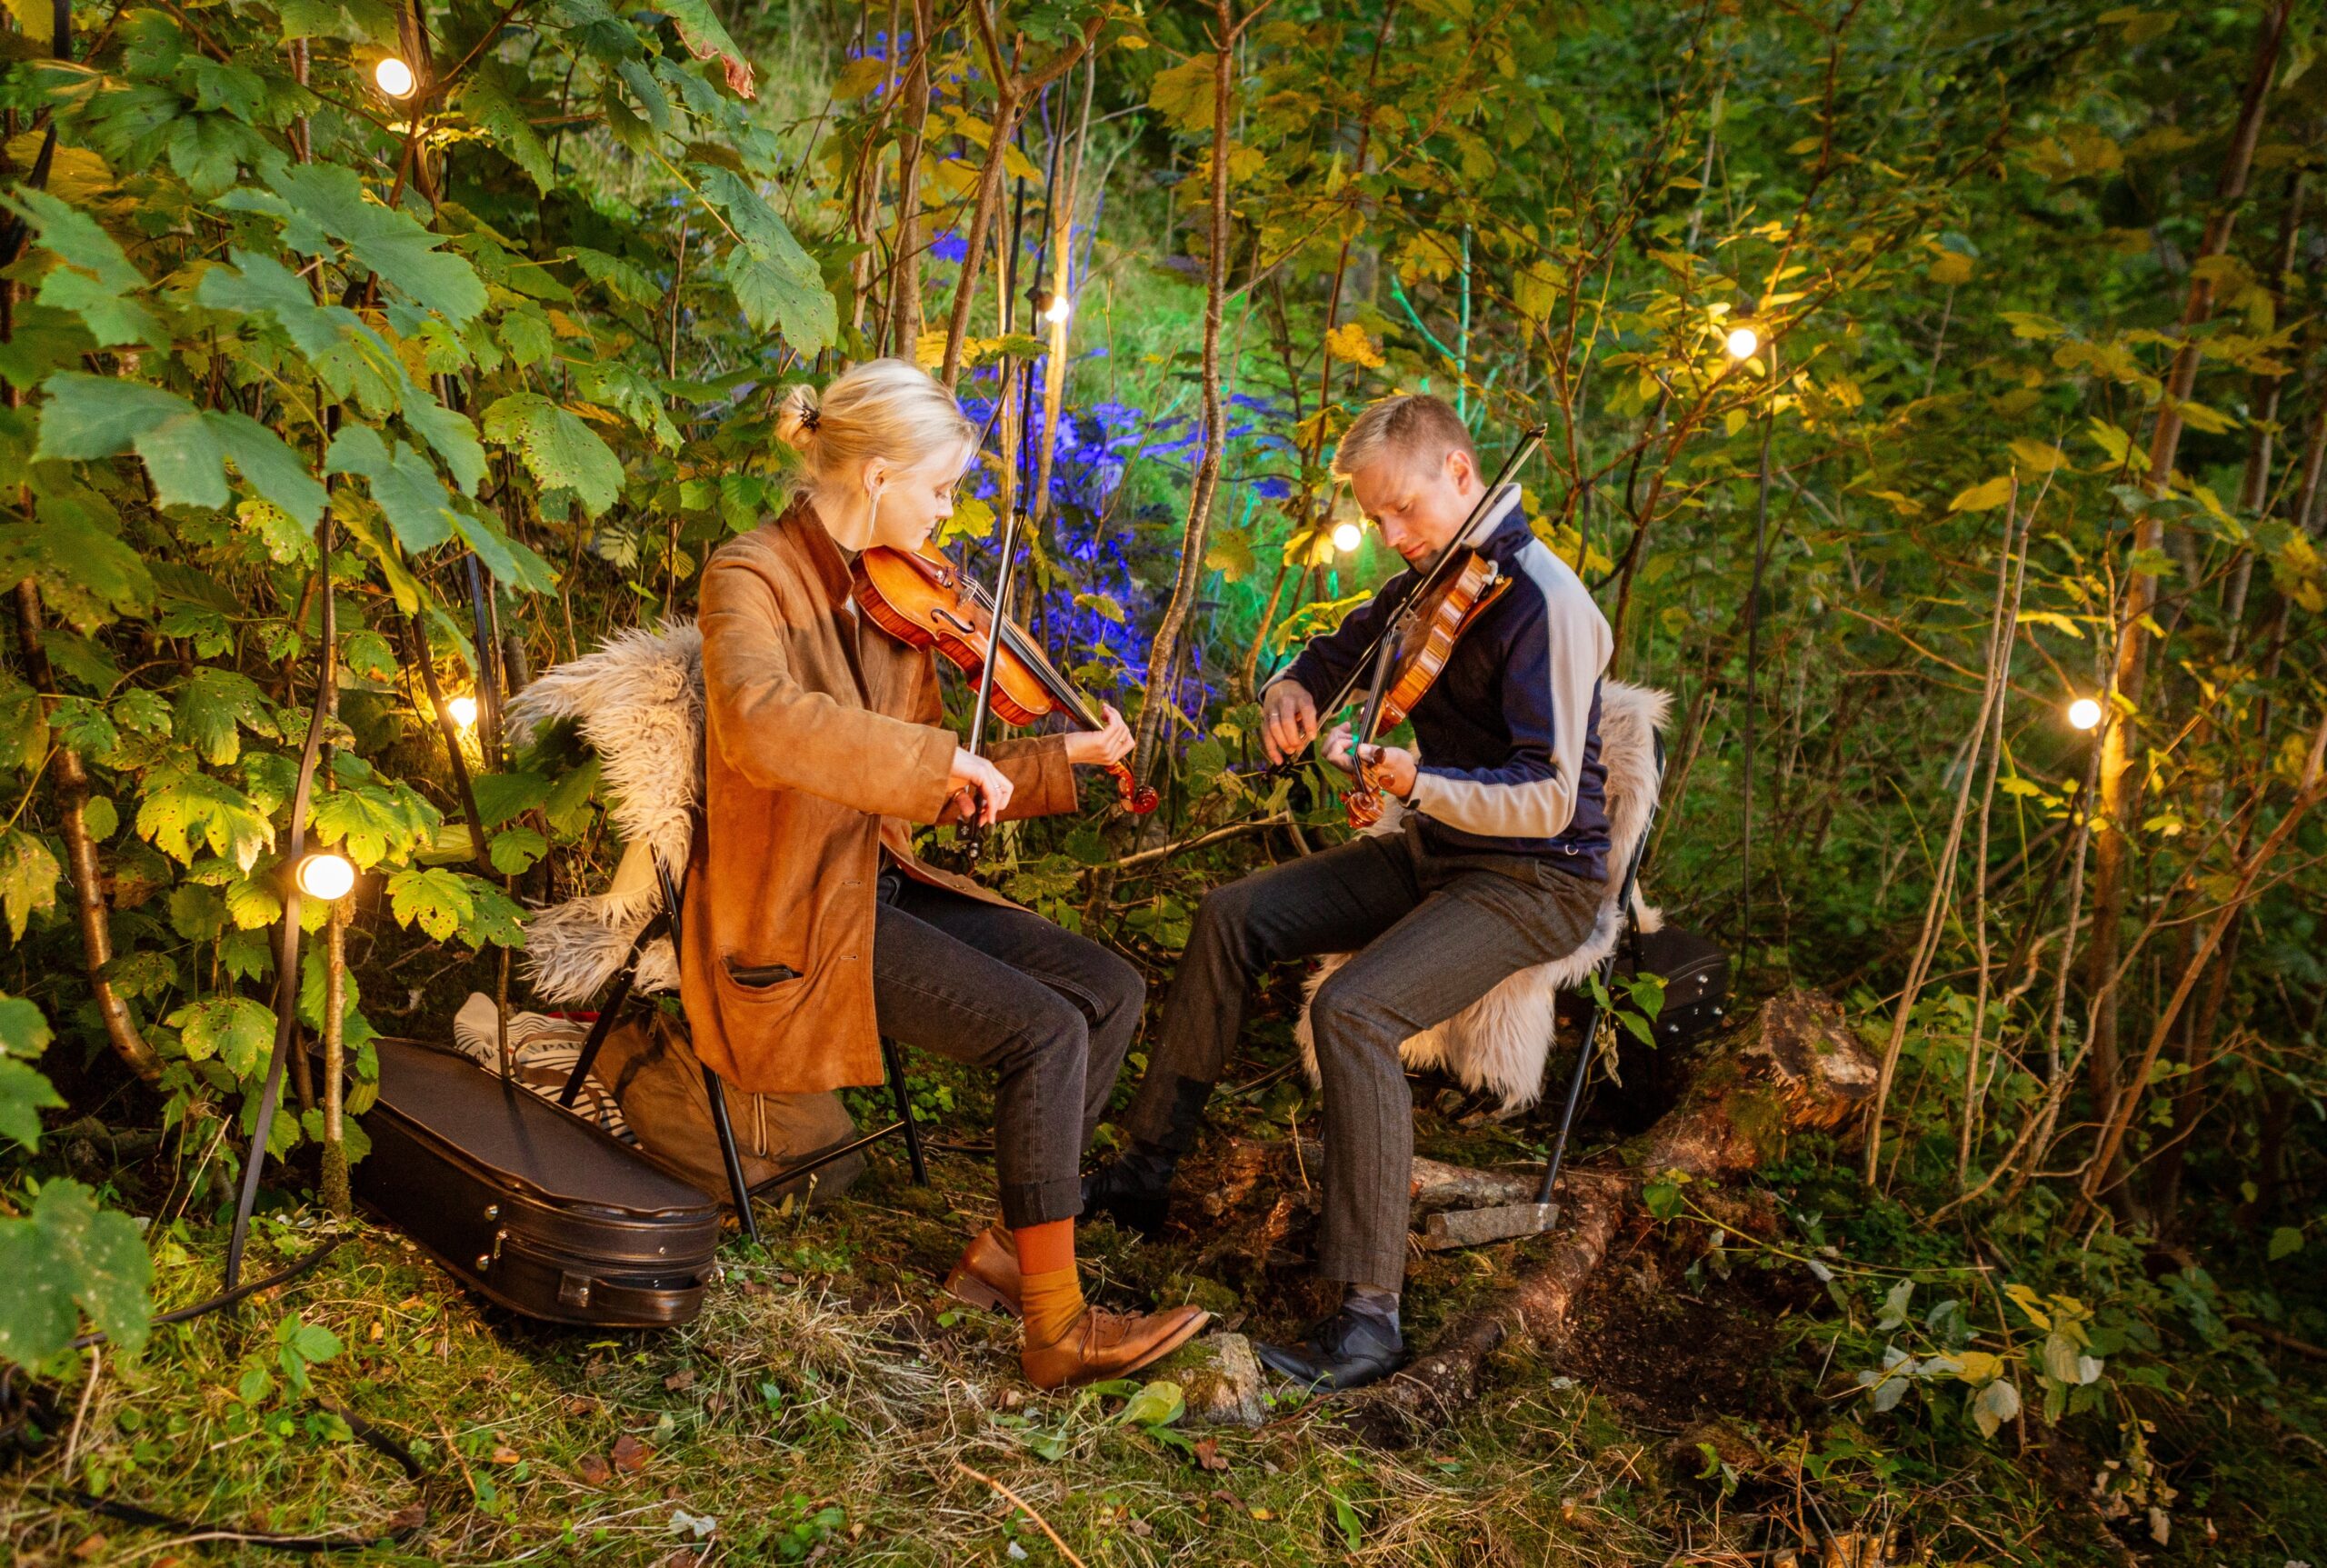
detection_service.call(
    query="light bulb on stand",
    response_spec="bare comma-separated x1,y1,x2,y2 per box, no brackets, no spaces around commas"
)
2067,696,2102,732
446,694,478,731
297,852,356,903
1331,520,1363,554
1725,325,1760,361
374,56,417,100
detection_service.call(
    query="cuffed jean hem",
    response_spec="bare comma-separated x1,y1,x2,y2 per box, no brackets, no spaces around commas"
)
1316,1243,1409,1294
999,1175,1088,1231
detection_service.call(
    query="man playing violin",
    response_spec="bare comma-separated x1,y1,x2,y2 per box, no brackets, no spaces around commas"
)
688,358,1207,1389
1084,394,1613,1391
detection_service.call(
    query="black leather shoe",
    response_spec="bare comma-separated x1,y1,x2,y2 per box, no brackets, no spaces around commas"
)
1253,1308,1406,1393
1079,1157,1172,1239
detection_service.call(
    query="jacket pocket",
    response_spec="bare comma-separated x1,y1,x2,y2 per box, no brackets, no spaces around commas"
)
722,955,803,990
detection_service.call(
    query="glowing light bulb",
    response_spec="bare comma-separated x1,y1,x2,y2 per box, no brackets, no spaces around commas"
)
447,694,479,731
1724,325,1760,361
1044,295,1072,325
297,852,356,902
1331,520,1363,554
375,55,417,99
2067,697,2102,732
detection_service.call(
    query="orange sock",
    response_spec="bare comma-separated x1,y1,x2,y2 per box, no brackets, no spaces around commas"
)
1013,1221,1084,1348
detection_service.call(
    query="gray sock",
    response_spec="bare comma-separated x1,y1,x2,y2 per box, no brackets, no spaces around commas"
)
1343,1284,1401,1338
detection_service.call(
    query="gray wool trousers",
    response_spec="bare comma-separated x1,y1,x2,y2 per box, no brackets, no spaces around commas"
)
1125,817,1605,1291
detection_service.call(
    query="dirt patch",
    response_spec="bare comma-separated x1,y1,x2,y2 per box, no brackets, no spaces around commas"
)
1549,1218,1823,1432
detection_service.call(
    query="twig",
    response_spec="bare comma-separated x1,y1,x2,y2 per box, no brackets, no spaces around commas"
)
954,1460,1088,1567
1103,814,1292,872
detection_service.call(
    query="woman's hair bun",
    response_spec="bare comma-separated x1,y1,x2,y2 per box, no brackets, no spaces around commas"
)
774,384,822,454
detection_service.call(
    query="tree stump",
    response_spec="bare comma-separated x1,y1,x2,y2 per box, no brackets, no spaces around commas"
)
1349,988,1878,1444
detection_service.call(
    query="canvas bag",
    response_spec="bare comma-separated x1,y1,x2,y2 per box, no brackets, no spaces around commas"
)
591,1011,866,1206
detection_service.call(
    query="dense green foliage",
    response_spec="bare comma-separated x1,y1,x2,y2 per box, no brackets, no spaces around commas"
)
2,0,2324,1559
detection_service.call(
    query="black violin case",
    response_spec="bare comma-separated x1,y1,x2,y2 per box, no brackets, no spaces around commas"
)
350,1036,723,1328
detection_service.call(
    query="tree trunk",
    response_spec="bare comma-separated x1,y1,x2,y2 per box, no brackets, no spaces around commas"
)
9,582,164,1085
1132,3,1236,789
2082,0,2290,1206
884,0,934,360
937,6,1100,389
1351,990,1879,1443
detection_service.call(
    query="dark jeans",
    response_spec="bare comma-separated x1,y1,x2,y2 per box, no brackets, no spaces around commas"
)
1124,819,1605,1290
872,866,1144,1228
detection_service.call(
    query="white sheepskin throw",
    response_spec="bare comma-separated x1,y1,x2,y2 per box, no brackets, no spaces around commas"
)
1293,679,1672,1116
504,622,704,1004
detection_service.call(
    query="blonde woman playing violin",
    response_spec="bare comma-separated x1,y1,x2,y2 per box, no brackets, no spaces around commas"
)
684,358,1207,1388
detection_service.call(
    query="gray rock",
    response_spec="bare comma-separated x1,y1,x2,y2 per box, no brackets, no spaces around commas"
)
1154,1332,1267,1427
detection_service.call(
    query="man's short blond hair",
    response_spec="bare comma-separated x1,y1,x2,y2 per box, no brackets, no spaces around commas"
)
1332,394,1478,481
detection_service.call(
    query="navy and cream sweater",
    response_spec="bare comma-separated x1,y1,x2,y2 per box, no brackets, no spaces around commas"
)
1275,484,1615,880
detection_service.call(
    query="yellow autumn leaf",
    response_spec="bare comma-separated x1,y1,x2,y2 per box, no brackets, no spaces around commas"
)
914,330,949,369
2173,397,2237,434
6,0,55,43
2008,437,2064,474
1323,321,1383,369
1147,54,1217,135
1928,250,1974,286
1948,474,2015,513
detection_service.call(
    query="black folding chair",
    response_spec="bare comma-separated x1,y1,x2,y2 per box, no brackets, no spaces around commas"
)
555,853,927,1247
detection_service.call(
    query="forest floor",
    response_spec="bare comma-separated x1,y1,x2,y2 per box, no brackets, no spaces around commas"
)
5,1004,2326,1566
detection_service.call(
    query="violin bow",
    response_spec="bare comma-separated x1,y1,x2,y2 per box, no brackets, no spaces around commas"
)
960,357,1041,870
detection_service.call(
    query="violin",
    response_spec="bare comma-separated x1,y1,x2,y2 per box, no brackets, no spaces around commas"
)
1342,550,1513,829
850,542,1160,816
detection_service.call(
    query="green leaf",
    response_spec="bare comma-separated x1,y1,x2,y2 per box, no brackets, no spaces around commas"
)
471,771,550,828
452,498,561,593
136,771,275,869
1116,1380,1185,1427
0,830,61,942
386,864,474,940
0,189,165,350
654,0,757,98
487,825,547,874
327,424,461,552
695,165,836,355
312,781,433,867
481,393,624,517
0,1178,154,1366
33,373,326,527
456,61,554,192
218,164,487,325
174,668,275,766
0,994,62,1150
166,995,276,1078
0,517,155,633
1969,1378,2020,1439
2268,1226,2303,1262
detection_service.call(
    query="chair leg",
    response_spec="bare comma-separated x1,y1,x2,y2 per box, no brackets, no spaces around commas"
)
701,1064,761,1246
1536,1002,1600,1206
883,1037,929,1187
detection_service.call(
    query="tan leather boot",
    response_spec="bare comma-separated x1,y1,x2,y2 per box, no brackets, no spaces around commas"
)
1021,1304,1212,1391
942,1223,1021,1317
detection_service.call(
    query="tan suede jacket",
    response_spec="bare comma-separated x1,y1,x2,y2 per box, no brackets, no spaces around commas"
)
680,498,1076,1094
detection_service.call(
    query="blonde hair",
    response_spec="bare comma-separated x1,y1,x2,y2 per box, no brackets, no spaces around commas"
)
774,358,978,484
1333,394,1477,481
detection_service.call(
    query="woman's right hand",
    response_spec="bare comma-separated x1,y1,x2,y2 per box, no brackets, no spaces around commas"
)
946,747,1014,827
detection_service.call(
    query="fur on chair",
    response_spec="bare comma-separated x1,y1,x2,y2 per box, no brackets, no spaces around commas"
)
504,622,704,1004
1293,679,1671,1116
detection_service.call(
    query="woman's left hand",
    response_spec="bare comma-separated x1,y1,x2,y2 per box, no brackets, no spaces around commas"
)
1064,704,1134,767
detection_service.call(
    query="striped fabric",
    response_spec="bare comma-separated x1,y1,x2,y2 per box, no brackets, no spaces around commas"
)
450,992,634,1143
